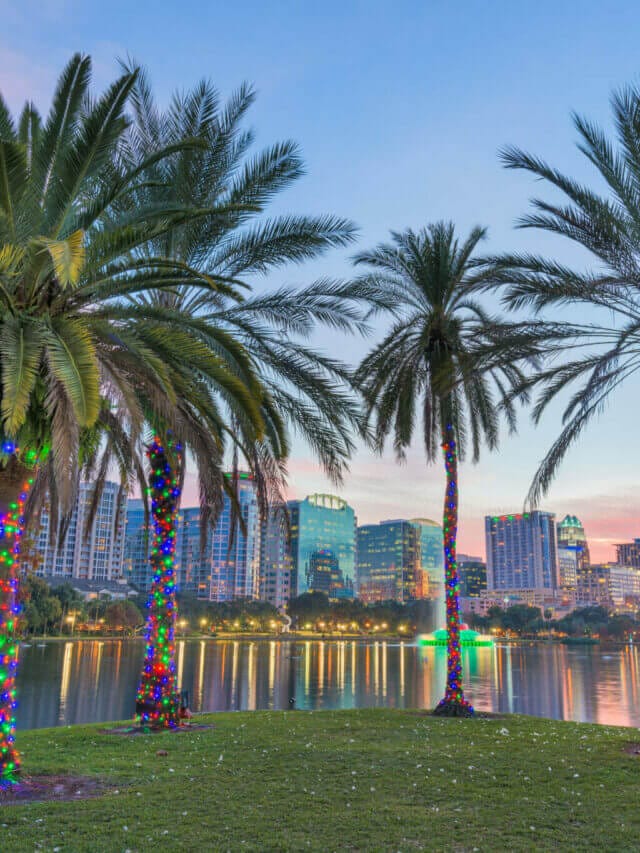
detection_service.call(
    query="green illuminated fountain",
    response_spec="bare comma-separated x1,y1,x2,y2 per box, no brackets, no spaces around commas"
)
418,627,494,648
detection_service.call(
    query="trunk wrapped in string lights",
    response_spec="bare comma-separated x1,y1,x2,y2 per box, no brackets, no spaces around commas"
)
434,426,474,717
0,444,36,784
135,436,182,728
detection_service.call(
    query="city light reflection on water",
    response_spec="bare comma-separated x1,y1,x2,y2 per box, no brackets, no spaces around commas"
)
15,639,640,730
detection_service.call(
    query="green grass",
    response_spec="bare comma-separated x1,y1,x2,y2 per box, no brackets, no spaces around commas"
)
4,709,640,851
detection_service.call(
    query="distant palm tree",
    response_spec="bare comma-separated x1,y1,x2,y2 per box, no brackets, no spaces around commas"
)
0,54,250,777
353,223,537,715
492,85,640,504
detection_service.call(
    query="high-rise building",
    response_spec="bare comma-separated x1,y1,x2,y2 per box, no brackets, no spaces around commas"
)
123,499,151,591
356,519,420,603
288,494,356,597
458,557,487,598
208,473,261,602
259,510,292,609
556,515,590,590
409,518,443,599
607,564,640,608
125,474,261,600
615,538,640,569
176,506,208,597
36,481,126,581
485,511,559,592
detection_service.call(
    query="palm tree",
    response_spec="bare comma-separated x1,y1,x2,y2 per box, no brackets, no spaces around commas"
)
353,223,538,716
116,68,369,723
490,84,640,504
0,54,252,780
120,67,363,489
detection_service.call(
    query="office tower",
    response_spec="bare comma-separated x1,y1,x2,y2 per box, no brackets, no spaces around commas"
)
37,481,126,581
208,473,261,601
615,538,640,569
458,556,487,598
288,494,356,597
259,510,292,609
410,518,443,599
485,511,559,591
176,506,206,596
125,502,204,595
126,474,262,601
556,514,590,589
356,519,420,603
123,499,152,591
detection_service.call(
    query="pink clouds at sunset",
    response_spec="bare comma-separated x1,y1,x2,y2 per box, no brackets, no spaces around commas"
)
168,443,638,566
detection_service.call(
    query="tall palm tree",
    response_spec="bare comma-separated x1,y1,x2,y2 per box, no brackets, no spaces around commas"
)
0,54,252,780
353,223,538,716
121,68,363,484
116,69,366,724
491,85,640,504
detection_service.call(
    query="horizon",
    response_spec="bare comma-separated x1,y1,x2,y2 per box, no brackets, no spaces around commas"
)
3,1,640,562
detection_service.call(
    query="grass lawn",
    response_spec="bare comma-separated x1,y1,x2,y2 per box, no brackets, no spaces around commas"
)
2,709,640,851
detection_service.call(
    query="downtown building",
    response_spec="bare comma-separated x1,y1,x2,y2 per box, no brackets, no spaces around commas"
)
124,473,261,602
556,514,590,595
409,518,443,599
356,519,421,604
287,494,356,599
36,481,127,582
259,510,292,610
485,511,559,595
180,473,261,602
458,554,487,598
615,538,640,569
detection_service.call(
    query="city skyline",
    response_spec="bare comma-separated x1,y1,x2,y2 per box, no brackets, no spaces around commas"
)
3,2,640,565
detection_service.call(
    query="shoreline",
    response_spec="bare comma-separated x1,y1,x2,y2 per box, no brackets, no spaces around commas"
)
20,633,632,648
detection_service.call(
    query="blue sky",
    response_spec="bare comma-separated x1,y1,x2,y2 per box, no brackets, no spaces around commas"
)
3,0,640,558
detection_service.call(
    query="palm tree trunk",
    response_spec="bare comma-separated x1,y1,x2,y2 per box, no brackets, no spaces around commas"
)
0,456,34,782
135,437,182,728
434,425,474,717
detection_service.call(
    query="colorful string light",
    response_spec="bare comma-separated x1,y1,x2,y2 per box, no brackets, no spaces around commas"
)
135,436,182,728
0,448,35,785
434,427,474,717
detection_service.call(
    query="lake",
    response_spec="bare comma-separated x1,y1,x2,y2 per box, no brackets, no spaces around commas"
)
15,638,640,730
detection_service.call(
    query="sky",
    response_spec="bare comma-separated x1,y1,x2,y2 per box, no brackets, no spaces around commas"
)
2,0,640,561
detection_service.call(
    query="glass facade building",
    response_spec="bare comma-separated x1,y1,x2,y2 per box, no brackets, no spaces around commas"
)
556,514,590,590
356,519,420,603
485,511,559,591
458,557,487,598
123,499,151,591
287,494,356,597
409,518,443,599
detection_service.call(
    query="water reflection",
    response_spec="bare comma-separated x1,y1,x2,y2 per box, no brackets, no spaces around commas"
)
14,639,640,730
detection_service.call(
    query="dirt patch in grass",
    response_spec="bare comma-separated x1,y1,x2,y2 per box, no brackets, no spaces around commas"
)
0,774,111,805
100,723,215,736
403,709,508,720
623,741,640,756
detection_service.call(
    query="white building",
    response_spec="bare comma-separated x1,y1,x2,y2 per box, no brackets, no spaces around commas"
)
259,510,292,609
36,481,126,582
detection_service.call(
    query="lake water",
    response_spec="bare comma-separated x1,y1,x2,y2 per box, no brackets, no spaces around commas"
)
15,639,640,730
